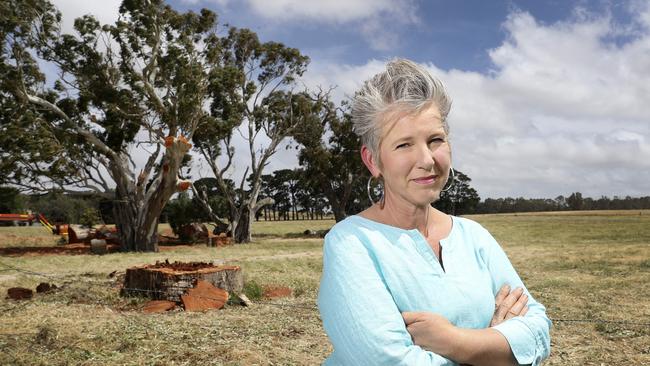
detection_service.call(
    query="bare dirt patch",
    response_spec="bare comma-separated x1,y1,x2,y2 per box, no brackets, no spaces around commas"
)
0,243,121,256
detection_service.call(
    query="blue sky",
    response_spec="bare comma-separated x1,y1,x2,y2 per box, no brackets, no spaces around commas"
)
168,0,627,72
51,0,650,199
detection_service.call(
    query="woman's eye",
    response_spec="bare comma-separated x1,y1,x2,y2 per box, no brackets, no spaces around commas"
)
396,143,410,149
429,137,444,144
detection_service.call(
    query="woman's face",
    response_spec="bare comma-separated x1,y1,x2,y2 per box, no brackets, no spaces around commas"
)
367,104,451,208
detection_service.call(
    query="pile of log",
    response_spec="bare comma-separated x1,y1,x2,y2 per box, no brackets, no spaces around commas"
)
121,260,245,313
6,282,58,300
66,224,120,246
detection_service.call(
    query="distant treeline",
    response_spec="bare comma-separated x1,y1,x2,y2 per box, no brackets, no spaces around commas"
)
473,192,650,214
2,185,649,225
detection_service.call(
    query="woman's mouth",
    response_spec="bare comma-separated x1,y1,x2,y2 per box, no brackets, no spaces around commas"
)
412,175,437,185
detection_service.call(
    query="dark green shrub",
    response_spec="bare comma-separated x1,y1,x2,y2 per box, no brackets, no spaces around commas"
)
27,192,93,223
166,192,201,241
79,208,102,228
0,186,24,213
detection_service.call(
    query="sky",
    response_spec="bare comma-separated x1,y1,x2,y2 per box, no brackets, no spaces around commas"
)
50,0,650,199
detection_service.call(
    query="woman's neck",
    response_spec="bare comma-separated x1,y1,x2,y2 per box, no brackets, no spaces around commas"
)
374,194,433,236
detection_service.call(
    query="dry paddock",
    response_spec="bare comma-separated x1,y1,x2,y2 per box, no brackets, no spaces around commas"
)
0,212,648,365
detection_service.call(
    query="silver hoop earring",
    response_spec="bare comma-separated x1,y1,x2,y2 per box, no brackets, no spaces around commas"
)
442,167,455,192
367,176,384,205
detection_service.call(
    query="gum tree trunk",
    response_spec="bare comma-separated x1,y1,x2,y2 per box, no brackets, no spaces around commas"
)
113,200,160,252
109,138,191,252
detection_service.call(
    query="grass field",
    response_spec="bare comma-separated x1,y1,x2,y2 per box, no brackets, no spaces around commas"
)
0,211,648,365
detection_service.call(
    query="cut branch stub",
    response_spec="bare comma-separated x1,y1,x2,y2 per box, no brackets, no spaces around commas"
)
121,261,243,302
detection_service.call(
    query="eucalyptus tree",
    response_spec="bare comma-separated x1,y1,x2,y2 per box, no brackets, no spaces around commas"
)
293,100,367,222
258,173,275,220
0,0,224,251
191,176,233,224
434,170,480,215
272,168,302,220
193,27,310,242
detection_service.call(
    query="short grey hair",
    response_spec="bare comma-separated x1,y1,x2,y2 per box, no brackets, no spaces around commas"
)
351,58,452,163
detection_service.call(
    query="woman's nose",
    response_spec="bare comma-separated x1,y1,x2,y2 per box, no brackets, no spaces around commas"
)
415,142,435,170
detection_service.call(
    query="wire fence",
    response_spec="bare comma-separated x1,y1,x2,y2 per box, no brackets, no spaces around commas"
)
1,260,649,329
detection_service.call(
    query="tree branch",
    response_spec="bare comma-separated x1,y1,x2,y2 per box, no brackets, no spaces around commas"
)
22,93,119,162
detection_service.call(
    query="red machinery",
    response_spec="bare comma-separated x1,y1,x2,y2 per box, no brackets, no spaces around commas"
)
0,213,68,237
0,213,37,225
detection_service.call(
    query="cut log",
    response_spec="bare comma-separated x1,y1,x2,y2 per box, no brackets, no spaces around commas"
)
181,280,228,311
7,287,33,300
143,300,177,313
207,235,231,247
121,261,243,302
36,283,57,293
90,239,107,254
68,224,91,244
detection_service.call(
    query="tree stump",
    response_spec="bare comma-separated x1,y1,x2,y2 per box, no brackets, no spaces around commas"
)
121,261,243,302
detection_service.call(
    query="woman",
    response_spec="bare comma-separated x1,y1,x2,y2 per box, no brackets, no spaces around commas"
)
318,59,551,365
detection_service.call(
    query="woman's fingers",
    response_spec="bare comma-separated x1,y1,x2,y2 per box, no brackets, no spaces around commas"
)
491,287,528,326
495,287,523,319
505,292,529,320
494,284,510,307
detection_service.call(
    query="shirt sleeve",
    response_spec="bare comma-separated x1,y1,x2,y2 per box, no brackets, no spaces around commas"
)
479,227,552,366
318,229,456,366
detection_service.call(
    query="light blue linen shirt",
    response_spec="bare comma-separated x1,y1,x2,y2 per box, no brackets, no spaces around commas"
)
318,215,551,365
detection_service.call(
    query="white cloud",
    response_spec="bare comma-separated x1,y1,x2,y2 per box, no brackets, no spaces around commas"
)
300,9,650,198
244,0,419,51
629,0,650,30
442,10,650,198
300,59,387,102
179,0,231,6
245,0,416,23
51,0,121,34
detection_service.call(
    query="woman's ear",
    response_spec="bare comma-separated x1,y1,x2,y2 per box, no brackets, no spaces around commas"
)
361,145,381,178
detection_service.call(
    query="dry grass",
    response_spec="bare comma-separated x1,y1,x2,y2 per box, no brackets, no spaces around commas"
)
468,212,650,365
0,226,61,248
1,212,649,365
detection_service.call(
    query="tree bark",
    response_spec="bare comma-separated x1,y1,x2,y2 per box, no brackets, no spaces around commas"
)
233,206,251,243
232,197,274,243
110,138,189,252
113,199,159,252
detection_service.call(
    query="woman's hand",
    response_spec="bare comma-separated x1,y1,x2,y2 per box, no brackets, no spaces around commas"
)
402,311,459,357
490,285,529,327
